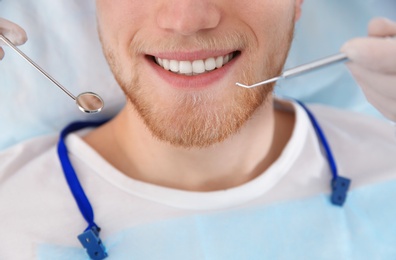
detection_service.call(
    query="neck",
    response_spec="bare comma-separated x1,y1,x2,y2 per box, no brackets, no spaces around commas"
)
83,99,295,191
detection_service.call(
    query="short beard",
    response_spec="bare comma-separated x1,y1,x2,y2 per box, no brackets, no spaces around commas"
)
101,25,294,149
128,66,271,148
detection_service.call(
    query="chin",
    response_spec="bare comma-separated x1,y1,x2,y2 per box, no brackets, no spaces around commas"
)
124,73,273,148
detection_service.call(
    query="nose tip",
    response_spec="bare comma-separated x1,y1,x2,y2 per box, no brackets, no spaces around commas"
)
157,1,221,36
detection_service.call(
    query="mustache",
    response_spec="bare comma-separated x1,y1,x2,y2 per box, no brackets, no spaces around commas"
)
129,29,252,56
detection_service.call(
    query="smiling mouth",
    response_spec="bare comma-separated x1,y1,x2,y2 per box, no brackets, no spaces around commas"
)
151,51,240,76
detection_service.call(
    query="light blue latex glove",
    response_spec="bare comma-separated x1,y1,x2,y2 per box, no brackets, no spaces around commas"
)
275,0,396,119
342,18,396,122
0,18,27,60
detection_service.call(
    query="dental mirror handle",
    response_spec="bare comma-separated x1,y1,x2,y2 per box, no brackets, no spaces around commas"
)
0,34,76,100
0,34,104,113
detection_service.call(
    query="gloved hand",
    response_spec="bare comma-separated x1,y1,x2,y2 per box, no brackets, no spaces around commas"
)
0,18,27,60
341,18,396,122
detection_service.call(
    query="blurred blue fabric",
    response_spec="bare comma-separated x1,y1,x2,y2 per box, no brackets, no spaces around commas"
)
37,179,396,259
0,0,395,150
276,0,396,117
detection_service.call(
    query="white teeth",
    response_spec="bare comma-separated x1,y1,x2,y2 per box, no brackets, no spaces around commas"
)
155,53,235,76
215,56,223,69
162,59,170,70
169,60,179,72
179,61,192,74
205,57,216,71
192,60,205,74
224,54,229,64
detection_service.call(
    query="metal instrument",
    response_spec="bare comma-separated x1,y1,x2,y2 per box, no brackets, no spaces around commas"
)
236,53,348,89
236,35,396,89
0,34,104,114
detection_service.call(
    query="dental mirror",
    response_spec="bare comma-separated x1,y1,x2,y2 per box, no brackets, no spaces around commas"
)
76,92,104,114
0,34,104,114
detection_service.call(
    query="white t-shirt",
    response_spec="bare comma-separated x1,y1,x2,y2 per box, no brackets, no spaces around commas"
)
1,101,396,260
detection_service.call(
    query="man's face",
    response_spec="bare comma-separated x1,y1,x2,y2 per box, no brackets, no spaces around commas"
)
96,0,300,148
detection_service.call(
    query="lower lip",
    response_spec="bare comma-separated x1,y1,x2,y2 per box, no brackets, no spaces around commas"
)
145,55,239,89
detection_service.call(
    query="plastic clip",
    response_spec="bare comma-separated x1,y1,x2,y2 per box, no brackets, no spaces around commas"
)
78,226,108,260
331,176,351,206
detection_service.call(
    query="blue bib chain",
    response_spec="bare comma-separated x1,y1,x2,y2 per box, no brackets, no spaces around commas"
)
296,101,351,206
56,102,351,260
57,120,109,260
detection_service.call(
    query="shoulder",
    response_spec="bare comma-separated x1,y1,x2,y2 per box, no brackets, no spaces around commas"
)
308,104,395,139
307,103,396,186
0,134,59,178
0,134,90,259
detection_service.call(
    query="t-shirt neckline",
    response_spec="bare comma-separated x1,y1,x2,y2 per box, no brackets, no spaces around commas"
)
66,100,313,210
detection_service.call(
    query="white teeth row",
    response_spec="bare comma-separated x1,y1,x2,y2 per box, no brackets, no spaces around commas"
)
155,53,235,76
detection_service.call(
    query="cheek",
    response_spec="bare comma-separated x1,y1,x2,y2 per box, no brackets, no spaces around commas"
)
96,1,150,51
233,1,294,27
97,1,148,82
245,10,295,79
96,0,119,35
234,2,295,53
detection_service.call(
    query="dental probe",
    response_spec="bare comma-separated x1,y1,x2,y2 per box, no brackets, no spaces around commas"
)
236,35,396,89
0,34,104,114
236,52,348,88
